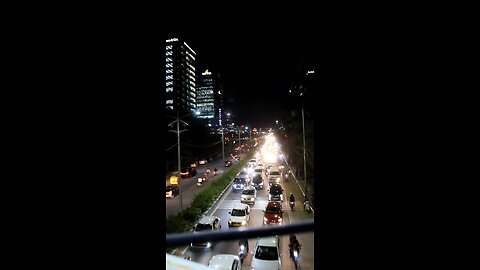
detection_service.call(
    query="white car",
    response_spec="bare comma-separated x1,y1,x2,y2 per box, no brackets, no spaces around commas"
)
240,186,257,205
228,203,251,227
253,166,263,176
208,254,241,270
191,216,221,249
251,236,282,270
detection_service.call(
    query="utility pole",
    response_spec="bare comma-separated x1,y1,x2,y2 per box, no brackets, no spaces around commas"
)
219,109,225,172
238,128,241,158
221,128,225,166
168,110,188,212
302,102,307,197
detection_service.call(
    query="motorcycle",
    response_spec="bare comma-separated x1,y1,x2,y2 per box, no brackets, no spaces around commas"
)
292,244,300,269
304,200,312,212
239,243,247,264
289,200,295,211
197,178,204,187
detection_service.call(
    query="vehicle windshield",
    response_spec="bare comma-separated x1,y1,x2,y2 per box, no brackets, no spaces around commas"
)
231,209,246,216
265,206,281,214
254,245,278,260
270,172,280,176
254,169,262,173
195,223,212,231
242,189,255,195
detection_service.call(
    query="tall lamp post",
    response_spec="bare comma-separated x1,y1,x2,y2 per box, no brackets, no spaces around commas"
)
168,110,189,212
301,101,307,197
238,127,241,158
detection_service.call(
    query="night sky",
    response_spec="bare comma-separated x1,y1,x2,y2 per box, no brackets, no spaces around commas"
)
166,30,314,129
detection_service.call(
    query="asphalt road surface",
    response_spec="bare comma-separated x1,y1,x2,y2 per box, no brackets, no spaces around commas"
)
170,155,315,269
165,154,247,218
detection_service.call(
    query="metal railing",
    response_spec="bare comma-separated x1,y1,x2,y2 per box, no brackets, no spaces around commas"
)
166,220,314,248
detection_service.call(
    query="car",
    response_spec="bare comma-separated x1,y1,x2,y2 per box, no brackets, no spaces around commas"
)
191,216,221,249
253,166,263,176
208,254,241,270
224,160,232,167
263,201,283,225
248,158,257,167
232,177,248,192
267,184,284,202
165,185,179,198
180,167,197,178
228,203,251,227
268,166,281,185
237,171,251,184
240,186,257,205
251,174,264,190
251,236,282,270
198,159,208,165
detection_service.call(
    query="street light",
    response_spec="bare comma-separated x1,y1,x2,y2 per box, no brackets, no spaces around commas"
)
167,111,190,212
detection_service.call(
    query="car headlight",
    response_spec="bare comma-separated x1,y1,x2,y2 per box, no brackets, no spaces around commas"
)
228,220,232,224
263,217,268,221
250,198,255,200
241,220,246,225
278,218,282,222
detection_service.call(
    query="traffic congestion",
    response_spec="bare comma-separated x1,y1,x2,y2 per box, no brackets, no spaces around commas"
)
169,133,314,269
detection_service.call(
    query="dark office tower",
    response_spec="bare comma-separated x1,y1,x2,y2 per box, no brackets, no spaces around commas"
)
165,38,197,116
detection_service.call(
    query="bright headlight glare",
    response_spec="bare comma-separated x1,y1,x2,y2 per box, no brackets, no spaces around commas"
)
264,217,268,221
241,220,246,225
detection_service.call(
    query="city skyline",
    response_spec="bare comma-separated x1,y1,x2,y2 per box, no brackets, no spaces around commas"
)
165,32,315,128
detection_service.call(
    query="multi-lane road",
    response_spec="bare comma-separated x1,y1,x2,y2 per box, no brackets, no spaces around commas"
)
170,154,315,269
165,154,246,218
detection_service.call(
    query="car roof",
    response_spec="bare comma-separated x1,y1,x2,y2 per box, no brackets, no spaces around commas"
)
208,254,240,269
198,216,218,225
257,236,279,247
243,186,255,191
232,203,249,210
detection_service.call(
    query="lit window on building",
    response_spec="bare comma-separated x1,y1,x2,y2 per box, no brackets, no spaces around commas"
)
166,75,173,80
166,81,173,86
166,100,173,104
166,51,172,56
167,106,173,110
166,87,173,92
166,69,173,74
166,57,172,62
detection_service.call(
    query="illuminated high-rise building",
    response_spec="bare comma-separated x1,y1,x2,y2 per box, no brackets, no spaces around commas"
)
165,38,197,115
196,68,223,119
